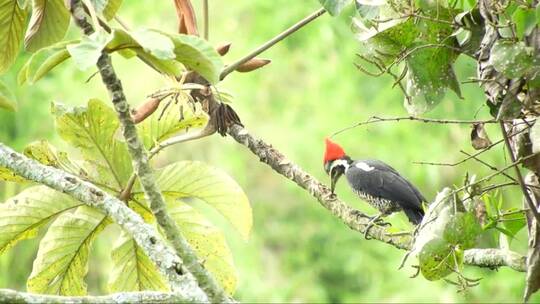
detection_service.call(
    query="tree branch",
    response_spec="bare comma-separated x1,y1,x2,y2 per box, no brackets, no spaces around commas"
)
69,1,229,302
464,249,526,272
500,121,540,223
227,124,527,271
219,7,326,80
0,289,195,304
0,143,207,301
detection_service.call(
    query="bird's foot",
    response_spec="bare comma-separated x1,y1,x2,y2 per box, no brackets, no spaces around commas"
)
364,214,391,240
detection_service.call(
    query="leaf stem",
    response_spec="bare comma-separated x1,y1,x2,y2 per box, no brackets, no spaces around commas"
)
202,0,209,40
219,7,326,80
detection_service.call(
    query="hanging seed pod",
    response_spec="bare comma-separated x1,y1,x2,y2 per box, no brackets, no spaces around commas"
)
132,97,161,124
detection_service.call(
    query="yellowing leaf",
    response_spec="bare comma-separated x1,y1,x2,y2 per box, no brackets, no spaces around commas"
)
108,230,168,292
0,166,26,182
0,186,82,254
27,206,109,295
23,140,84,176
138,97,208,149
0,0,28,73
24,0,70,52
135,161,252,240
52,99,133,190
168,201,237,294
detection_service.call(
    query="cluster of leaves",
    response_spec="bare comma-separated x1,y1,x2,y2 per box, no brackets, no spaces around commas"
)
0,0,223,112
0,0,255,296
0,98,252,295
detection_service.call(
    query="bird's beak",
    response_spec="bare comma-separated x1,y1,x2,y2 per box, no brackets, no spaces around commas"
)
330,169,343,194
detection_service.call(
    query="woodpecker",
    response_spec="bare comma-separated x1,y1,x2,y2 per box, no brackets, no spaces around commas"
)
323,138,426,236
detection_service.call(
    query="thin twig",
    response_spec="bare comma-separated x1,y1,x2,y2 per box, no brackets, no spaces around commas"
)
499,121,540,223
460,150,518,182
331,115,498,137
219,7,326,80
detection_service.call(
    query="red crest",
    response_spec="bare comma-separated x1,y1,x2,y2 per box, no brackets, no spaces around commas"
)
324,138,346,164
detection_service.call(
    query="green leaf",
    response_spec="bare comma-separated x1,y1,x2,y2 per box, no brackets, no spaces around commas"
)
512,6,536,39
19,40,73,84
67,31,113,70
419,238,455,281
319,0,352,16
442,212,481,249
0,78,17,111
0,0,28,73
536,3,540,25
131,28,176,60
52,99,133,189
168,200,237,294
27,206,108,295
355,18,418,60
159,31,224,84
500,209,526,240
24,0,70,52
134,161,252,240
138,96,208,149
490,40,536,79
0,186,82,254
108,230,168,292
106,28,183,76
90,0,122,20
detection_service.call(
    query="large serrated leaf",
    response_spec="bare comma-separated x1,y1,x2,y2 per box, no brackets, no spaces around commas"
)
19,40,73,85
52,99,133,189
27,206,108,295
138,97,208,149
168,201,237,294
134,161,252,240
319,0,352,16
108,230,168,292
0,186,82,254
25,0,70,52
0,78,17,111
0,0,28,73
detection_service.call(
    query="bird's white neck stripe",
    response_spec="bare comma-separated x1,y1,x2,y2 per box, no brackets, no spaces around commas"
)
355,162,375,171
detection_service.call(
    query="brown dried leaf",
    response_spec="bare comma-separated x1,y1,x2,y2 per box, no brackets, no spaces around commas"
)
236,58,271,73
173,0,198,36
471,123,492,150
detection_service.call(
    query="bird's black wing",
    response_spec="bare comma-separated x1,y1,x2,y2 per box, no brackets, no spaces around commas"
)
345,159,425,212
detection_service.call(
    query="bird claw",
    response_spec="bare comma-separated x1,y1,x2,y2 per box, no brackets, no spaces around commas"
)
363,216,391,240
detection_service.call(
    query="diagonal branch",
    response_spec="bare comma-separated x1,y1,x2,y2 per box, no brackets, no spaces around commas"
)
0,143,207,301
0,289,196,304
227,124,527,272
69,1,229,302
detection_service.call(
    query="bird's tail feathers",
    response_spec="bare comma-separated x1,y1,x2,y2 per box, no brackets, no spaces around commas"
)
404,208,424,225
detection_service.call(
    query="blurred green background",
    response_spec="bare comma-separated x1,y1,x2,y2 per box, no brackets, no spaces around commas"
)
0,0,537,302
